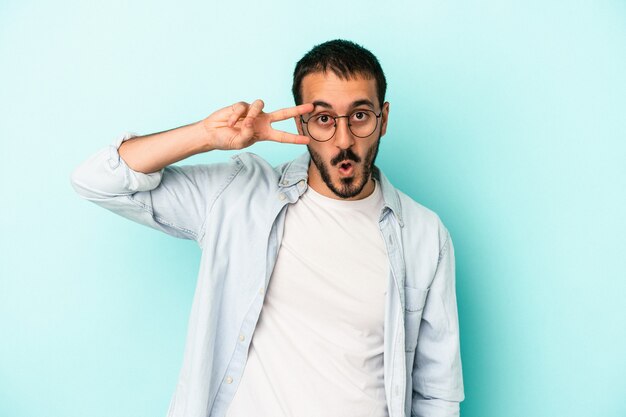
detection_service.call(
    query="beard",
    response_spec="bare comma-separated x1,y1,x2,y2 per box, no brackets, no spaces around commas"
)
307,135,381,199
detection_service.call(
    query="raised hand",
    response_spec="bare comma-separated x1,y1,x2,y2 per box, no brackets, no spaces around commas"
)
201,99,314,151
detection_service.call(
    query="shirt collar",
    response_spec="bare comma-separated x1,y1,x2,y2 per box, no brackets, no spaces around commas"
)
278,152,404,227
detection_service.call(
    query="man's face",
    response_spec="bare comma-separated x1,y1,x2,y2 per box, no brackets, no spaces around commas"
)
296,71,390,200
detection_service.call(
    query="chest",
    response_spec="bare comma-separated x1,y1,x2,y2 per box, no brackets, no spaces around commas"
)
268,198,389,332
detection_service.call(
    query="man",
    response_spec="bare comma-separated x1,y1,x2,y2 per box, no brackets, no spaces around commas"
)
71,39,464,417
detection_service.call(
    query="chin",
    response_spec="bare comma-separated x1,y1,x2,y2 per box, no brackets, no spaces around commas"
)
335,175,369,198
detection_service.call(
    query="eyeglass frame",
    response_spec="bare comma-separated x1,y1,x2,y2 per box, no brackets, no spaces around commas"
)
299,109,383,142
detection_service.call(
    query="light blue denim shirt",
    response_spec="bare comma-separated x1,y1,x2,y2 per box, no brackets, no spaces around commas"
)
70,132,464,417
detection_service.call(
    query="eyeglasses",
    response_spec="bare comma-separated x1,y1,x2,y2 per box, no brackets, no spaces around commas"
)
300,109,383,142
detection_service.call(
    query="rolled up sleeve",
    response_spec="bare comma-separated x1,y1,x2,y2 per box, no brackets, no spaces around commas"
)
411,228,465,417
70,132,233,246
71,132,164,195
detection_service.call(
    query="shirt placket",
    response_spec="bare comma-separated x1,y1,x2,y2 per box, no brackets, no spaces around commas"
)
379,210,407,417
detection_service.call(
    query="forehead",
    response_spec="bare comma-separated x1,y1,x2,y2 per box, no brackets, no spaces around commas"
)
300,71,378,110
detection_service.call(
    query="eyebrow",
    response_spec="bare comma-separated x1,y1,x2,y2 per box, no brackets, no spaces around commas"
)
312,99,376,111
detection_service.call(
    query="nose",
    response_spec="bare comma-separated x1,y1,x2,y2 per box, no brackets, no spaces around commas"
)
333,117,356,150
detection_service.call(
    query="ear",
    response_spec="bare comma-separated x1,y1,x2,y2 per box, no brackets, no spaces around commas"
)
380,102,390,138
295,115,304,136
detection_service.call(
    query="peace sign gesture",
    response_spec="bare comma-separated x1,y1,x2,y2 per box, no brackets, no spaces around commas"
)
202,99,314,150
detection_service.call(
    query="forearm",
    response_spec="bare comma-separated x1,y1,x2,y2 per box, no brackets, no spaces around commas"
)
118,120,213,174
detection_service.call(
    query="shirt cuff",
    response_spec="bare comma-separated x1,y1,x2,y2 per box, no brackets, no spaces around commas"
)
109,131,165,192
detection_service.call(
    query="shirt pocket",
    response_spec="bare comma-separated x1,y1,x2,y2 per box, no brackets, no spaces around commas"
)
404,286,429,353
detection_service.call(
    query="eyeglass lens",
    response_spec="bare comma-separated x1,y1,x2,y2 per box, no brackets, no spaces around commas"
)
306,110,379,142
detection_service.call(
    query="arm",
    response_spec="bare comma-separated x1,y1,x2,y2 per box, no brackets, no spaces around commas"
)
70,100,314,245
116,100,313,174
411,228,465,417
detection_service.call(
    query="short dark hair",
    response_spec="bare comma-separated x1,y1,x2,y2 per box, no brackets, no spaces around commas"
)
292,39,387,109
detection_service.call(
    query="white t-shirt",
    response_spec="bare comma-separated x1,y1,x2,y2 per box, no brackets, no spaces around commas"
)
225,179,389,417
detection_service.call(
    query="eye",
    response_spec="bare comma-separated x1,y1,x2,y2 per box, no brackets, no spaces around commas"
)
351,111,370,123
313,114,334,127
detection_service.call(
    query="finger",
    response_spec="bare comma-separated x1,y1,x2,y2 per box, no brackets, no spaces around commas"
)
227,102,249,127
241,99,265,137
266,129,310,145
269,103,315,123
245,99,265,123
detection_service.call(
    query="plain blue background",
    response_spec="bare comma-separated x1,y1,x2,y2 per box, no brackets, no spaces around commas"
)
1,1,625,416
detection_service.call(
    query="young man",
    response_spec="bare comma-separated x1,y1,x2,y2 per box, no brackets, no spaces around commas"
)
71,39,464,417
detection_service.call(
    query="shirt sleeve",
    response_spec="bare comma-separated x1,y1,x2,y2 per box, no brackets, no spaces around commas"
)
69,132,235,247
411,226,465,417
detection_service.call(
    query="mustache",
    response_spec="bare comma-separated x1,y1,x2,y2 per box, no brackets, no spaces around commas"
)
331,149,361,166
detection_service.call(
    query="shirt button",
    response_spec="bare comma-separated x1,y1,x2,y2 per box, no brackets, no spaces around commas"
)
239,334,245,341
226,376,233,384
259,287,265,295
298,180,305,187
278,193,286,200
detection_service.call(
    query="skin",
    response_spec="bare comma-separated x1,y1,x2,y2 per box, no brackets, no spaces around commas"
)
202,101,314,150
295,71,390,200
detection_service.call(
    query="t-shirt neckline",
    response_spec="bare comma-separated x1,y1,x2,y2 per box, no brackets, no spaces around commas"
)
305,179,382,211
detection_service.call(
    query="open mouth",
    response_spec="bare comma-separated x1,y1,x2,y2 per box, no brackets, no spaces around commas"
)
338,161,354,176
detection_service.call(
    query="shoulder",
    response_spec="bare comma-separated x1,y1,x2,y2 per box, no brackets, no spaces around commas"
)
227,152,283,183
231,152,279,173
213,152,307,200
384,180,453,285
395,187,450,253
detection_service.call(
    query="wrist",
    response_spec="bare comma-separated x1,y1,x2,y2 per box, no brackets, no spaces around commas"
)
197,118,217,152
